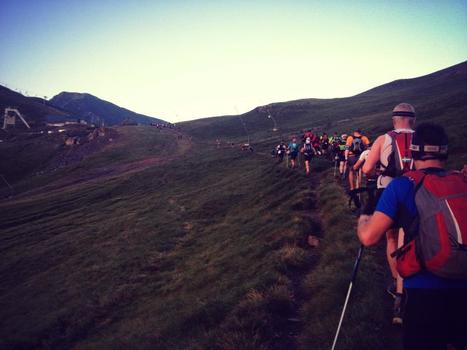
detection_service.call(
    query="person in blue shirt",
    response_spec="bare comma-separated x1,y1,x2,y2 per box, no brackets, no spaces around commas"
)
357,123,467,350
288,137,299,169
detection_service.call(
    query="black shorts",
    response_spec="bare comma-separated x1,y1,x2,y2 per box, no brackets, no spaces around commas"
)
347,155,358,168
403,288,467,350
304,154,313,162
289,151,298,160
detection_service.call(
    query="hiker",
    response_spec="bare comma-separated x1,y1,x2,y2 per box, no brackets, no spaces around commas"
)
330,135,341,176
303,129,314,142
351,143,376,210
357,123,467,350
338,134,348,178
301,137,317,175
320,132,330,156
276,141,287,162
312,135,322,156
353,142,371,188
345,129,370,190
288,137,299,168
363,103,416,323
329,132,339,144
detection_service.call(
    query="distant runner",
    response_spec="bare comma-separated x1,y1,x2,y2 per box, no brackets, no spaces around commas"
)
345,129,370,190
276,141,287,163
312,135,322,156
338,134,348,178
320,132,330,157
301,137,317,175
351,143,376,210
288,138,300,168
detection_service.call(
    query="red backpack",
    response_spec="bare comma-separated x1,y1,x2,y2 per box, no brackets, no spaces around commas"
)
395,170,467,280
381,130,414,177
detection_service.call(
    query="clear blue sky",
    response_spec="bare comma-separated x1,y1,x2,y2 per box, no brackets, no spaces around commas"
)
1,0,466,122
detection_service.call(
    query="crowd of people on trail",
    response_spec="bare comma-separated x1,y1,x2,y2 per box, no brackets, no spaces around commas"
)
272,103,467,350
271,127,373,180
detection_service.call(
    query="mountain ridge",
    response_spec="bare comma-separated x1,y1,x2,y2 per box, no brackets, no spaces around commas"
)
181,60,467,153
49,91,165,126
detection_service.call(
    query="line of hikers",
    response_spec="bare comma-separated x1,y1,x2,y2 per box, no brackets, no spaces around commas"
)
271,135,319,176
274,103,467,350
272,127,372,181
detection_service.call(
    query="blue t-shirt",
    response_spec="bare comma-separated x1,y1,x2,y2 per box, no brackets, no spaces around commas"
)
376,174,467,289
288,143,299,153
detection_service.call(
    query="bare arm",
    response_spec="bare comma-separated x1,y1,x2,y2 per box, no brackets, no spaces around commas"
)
363,135,384,175
357,212,394,246
345,137,351,160
353,158,365,171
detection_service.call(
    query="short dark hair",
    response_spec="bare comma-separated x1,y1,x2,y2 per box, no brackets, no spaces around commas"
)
411,123,448,160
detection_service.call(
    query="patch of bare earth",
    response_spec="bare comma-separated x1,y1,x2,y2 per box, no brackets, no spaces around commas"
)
9,131,192,202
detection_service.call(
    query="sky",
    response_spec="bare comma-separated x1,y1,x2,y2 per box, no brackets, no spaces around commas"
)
1,1,466,122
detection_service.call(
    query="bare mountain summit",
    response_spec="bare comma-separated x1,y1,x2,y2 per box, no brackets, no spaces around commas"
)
50,92,165,126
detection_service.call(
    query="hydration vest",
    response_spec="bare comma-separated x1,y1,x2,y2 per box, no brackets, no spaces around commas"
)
304,143,314,156
381,130,414,177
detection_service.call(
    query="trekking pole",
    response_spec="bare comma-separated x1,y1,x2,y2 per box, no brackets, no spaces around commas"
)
331,244,364,350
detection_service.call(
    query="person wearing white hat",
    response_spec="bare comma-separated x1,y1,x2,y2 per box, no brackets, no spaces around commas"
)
363,102,416,324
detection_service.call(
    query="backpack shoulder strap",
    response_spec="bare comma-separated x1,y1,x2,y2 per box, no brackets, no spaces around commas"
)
404,170,427,193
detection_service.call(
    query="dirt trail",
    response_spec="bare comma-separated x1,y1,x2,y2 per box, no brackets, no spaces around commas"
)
9,130,192,202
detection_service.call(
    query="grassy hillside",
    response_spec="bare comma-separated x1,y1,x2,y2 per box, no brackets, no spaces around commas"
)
2,62,466,350
0,127,300,349
0,125,403,349
182,61,467,168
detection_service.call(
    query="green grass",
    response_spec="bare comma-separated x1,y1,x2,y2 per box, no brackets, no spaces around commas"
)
297,171,402,350
0,128,325,349
2,61,467,349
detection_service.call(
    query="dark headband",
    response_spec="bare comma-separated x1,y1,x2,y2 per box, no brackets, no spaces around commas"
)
393,111,415,118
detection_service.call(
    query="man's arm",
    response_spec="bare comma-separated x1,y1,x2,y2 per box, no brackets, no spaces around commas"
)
362,135,384,175
353,158,364,171
345,136,352,160
357,212,394,246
